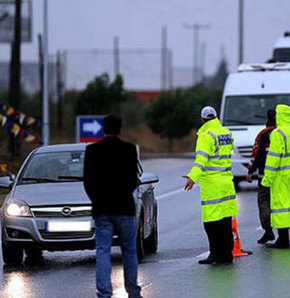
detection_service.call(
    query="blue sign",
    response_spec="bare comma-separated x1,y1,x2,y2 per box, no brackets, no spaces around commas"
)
76,115,105,143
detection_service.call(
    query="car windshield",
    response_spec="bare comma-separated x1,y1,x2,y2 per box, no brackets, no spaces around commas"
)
223,94,290,126
19,151,85,184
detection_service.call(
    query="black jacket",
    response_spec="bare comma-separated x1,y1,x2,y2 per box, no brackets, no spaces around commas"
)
83,136,138,218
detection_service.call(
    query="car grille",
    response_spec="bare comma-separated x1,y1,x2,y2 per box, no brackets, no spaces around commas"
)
31,206,92,218
237,146,253,158
40,231,94,240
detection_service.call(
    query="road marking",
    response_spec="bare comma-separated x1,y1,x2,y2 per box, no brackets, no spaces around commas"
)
156,188,185,200
255,226,263,231
143,251,210,265
148,256,195,264
156,185,199,201
196,251,210,259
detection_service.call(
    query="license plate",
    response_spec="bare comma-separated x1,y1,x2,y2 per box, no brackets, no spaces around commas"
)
47,221,91,232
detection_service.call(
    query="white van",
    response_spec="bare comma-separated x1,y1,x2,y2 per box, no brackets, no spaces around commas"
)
273,32,290,62
220,63,290,187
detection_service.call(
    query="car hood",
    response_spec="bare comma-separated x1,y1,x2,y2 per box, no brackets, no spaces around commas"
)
11,182,91,207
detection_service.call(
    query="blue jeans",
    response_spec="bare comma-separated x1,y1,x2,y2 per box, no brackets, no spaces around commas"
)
95,215,141,298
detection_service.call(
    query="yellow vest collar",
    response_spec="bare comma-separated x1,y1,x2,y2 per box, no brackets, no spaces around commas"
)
197,118,222,135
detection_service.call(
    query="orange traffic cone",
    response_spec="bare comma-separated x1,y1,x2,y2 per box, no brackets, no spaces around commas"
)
232,216,252,257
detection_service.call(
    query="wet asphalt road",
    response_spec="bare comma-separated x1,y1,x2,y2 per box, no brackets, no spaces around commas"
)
1,158,290,298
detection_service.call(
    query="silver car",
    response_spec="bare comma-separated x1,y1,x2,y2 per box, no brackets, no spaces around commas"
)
0,143,159,265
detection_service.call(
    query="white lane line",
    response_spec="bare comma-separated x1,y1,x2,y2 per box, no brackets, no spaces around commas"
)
147,253,209,265
156,188,185,200
196,251,210,259
156,184,200,201
255,226,263,231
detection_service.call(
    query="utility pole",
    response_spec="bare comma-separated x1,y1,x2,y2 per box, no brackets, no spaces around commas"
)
168,50,173,90
161,25,167,91
200,42,207,83
238,0,244,65
56,51,63,129
183,23,210,86
8,0,22,157
113,36,120,77
38,33,43,119
43,0,49,145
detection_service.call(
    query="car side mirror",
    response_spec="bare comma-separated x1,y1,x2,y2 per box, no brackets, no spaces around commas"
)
139,173,159,185
0,176,14,189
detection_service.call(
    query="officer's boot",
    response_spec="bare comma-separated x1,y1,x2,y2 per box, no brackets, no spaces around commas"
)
257,228,275,244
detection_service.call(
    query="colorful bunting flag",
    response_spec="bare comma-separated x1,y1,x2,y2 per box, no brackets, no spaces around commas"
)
0,112,43,145
0,103,42,128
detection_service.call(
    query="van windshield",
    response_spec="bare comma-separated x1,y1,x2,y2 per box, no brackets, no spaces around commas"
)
223,94,290,126
273,49,290,62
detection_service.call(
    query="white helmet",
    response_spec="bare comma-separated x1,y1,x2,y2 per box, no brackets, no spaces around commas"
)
201,106,217,120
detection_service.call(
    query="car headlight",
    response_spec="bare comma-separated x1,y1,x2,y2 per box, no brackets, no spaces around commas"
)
5,200,32,217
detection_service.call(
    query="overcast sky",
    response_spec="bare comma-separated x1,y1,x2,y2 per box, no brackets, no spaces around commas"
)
0,0,290,75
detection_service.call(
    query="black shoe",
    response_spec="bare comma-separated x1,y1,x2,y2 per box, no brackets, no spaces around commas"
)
214,260,233,265
267,242,289,249
198,257,216,265
257,230,275,244
214,256,233,265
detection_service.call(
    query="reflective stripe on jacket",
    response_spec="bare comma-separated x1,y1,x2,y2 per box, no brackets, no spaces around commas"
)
262,104,290,228
188,118,238,222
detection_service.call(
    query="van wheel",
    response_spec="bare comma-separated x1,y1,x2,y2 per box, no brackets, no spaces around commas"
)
137,216,145,262
2,241,23,265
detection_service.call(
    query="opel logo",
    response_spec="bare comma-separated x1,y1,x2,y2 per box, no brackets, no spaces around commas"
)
62,206,72,216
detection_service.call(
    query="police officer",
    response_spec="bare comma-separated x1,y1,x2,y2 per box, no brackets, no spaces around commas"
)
184,106,238,264
262,104,290,248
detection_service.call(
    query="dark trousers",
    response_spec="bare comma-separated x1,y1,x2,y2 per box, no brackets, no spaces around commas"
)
204,216,233,261
277,228,289,245
95,215,141,298
257,181,272,231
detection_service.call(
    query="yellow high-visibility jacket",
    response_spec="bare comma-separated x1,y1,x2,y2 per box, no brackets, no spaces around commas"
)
262,104,290,228
188,118,238,222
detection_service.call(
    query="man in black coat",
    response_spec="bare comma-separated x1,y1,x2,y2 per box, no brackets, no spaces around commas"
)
246,109,276,244
83,115,141,298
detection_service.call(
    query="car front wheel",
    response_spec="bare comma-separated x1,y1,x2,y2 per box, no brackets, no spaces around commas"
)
145,206,158,254
137,215,145,262
2,241,23,266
